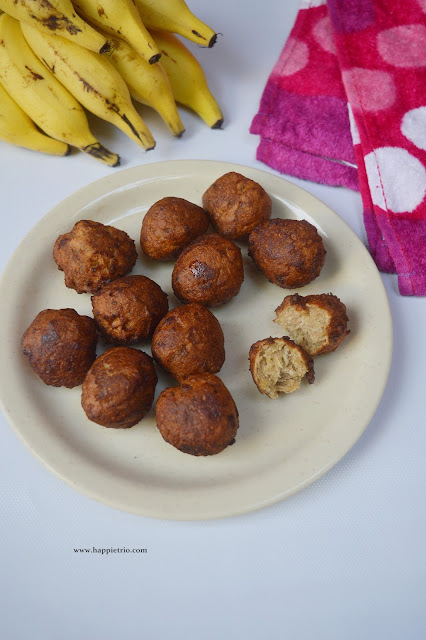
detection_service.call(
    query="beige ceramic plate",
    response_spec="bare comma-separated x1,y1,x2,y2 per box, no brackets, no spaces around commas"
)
0,160,392,520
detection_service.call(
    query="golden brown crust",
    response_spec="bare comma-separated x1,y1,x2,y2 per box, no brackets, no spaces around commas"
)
172,233,244,306
155,373,239,456
249,336,315,398
248,219,326,289
202,171,272,239
274,293,350,354
53,220,137,294
151,303,225,381
81,347,157,429
91,275,168,345
140,197,210,261
21,308,97,388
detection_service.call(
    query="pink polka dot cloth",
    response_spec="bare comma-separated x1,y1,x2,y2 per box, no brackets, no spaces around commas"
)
251,0,426,295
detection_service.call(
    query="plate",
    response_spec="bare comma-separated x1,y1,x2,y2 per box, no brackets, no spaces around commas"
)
0,160,392,520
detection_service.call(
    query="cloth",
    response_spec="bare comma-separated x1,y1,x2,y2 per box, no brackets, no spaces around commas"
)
251,0,426,296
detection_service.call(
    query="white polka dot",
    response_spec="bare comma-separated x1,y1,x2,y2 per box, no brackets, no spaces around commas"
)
364,147,426,213
347,104,360,145
342,68,396,112
401,107,426,150
377,24,426,67
312,15,337,54
300,0,326,8
281,39,309,76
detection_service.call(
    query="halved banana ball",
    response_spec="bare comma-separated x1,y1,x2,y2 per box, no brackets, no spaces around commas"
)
249,336,315,400
274,293,350,355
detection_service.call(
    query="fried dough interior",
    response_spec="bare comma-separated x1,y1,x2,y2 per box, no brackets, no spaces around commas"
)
253,341,309,399
276,304,330,355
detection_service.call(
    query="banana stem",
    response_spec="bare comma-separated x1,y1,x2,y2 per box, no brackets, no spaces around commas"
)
81,141,120,166
187,88,223,128
141,99,185,137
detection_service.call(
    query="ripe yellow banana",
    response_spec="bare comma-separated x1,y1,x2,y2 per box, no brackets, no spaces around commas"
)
103,34,184,137
22,22,155,150
0,0,109,53
0,15,119,166
135,0,217,48
0,80,69,155
72,0,161,65
150,30,223,129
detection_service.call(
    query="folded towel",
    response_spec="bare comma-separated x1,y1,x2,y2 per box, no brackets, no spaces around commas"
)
251,0,426,295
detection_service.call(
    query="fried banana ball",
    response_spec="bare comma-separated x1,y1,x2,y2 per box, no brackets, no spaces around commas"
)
172,233,244,306
274,293,350,355
248,219,326,289
202,171,272,238
91,275,168,345
81,347,157,429
249,336,314,399
53,220,138,294
140,197,210,260
21,308,97,388
155,373,239,456
151,303,225,381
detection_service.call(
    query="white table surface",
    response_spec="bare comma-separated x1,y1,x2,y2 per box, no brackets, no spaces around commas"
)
0,1,424,638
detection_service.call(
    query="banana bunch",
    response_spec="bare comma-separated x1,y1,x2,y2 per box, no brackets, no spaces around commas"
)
0,0,223,165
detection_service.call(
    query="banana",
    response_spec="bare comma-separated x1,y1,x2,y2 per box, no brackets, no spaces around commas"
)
72,0,161,65
135,0,217,48
0,0,110,54
150,30,223,129
102,33,184,137
0,80,69,155
22,22,155,150
0,15,119,166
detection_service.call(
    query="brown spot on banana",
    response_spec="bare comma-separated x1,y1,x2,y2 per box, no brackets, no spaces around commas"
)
70,69,99,95
69,71,147,142
24,66,44,80
68,69,151,148
104,99,140,140
80,77,95,93
39,15,82,35
161,50,176,64
39,1,57,9
42,58,55,73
